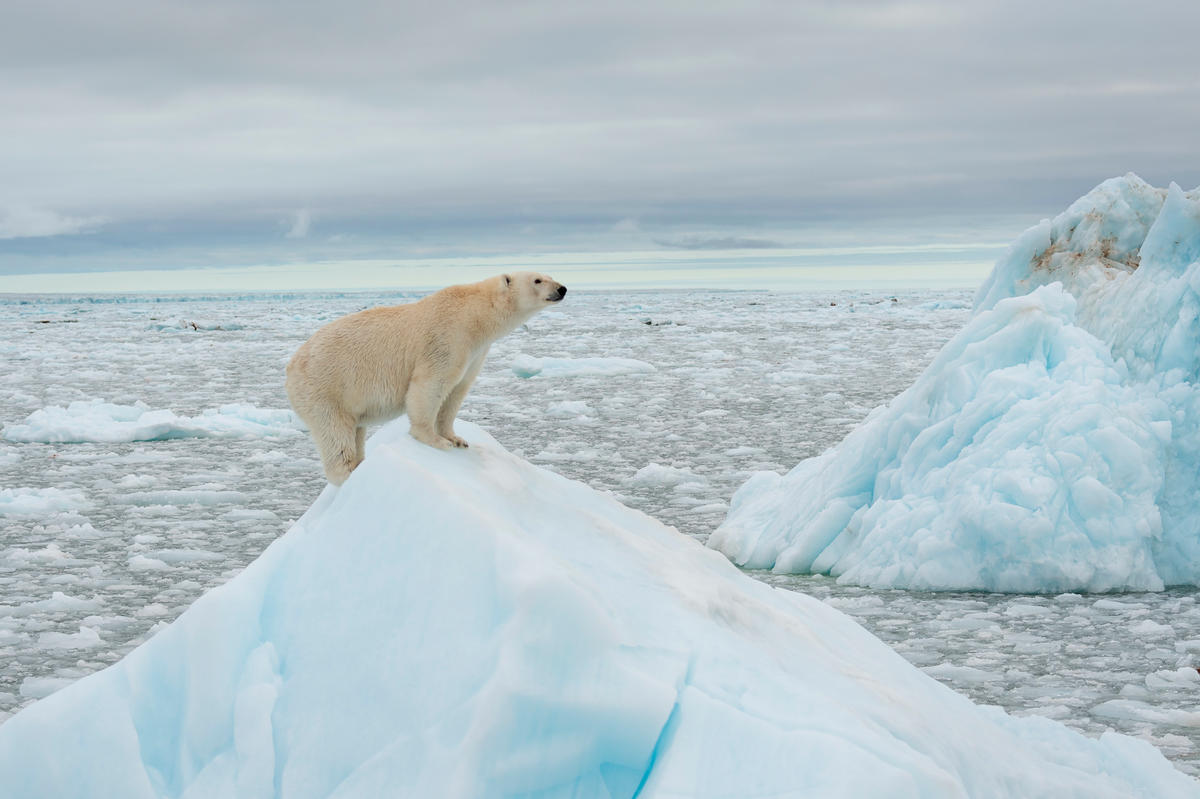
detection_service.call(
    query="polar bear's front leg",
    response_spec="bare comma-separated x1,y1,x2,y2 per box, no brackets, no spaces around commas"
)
436,355,486,448
405,375,456,450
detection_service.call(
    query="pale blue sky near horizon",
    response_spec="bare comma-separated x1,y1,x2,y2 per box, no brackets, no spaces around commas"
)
0,241,1004,293
2,1,1197,292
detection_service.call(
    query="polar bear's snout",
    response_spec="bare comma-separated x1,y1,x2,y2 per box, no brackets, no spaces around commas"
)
537,277,566,302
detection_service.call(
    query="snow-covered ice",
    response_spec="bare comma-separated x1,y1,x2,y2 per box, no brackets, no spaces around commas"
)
2,284,1199,777
711,175,1200,593
0,419,1194,798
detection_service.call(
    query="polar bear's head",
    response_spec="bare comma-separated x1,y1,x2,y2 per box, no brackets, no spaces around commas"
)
504,272,567,312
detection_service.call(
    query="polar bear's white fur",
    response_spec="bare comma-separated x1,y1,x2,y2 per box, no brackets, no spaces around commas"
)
286,272,566,484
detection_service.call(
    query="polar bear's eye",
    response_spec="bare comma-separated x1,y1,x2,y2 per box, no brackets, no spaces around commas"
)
534,279,542,284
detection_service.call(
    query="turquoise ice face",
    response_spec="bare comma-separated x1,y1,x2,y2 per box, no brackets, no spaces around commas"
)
713,174,1200,593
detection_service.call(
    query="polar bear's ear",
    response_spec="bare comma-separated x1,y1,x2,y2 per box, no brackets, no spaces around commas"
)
503,274,511,286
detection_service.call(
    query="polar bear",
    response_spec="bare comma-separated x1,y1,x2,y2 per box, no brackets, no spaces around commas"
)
286,272,567,484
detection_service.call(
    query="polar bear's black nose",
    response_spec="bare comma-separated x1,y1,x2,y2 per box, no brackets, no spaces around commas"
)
557,286,567,298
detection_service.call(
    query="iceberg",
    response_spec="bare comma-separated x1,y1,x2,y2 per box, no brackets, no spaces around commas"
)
0,419,1194,797
709,174,1200,592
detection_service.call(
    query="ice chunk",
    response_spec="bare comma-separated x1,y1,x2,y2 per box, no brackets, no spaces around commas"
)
1131,619,1175,638
625,462,704,488
18,676,75,700
149,318,246,331
2,400,303,443
115,489,247,506
712,175,1200,592
922,663,1002,684
0,419,1193,797
36,625,103,650
511,354,656,378
135,603,170,619
0,487,89,516
1094,700,1200,728
7,592,104,617
3,543,70,564
127,555,172,572
545,400,595,418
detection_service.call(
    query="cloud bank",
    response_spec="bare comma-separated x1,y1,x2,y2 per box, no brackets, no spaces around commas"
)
1,0,1197,273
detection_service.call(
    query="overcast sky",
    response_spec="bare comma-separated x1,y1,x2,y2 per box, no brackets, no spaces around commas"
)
2,0,1197,279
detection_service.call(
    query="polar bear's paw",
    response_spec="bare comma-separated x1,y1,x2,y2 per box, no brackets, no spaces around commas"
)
409,428,455,451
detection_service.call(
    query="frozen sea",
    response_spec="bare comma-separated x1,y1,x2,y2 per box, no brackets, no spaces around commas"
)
2,287,1198,775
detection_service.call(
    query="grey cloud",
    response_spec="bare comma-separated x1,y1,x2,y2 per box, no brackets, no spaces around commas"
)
0,207,107,240
1,0,1198,271
284,210,313,240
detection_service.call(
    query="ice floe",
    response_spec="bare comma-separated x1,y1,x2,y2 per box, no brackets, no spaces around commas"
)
0,487,90,516
511,353,656,378
3,400,303,443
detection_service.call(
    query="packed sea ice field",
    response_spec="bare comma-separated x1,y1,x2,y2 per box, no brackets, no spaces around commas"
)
3,283,1200,774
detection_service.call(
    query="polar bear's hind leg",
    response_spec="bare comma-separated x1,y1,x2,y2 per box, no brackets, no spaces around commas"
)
311,407,362,485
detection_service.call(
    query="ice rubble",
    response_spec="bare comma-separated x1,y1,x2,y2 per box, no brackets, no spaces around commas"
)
710,174,1200,592
3,399,303,443
0,419,1194,797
